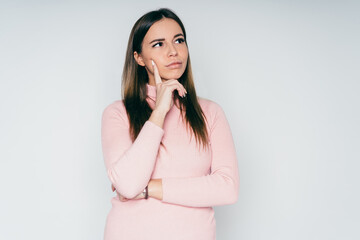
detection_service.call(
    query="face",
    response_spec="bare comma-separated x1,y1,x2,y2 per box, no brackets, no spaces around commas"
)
134,18,188,84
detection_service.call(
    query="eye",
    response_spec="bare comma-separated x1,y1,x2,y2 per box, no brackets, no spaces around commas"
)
152,42,163,48
175,38,185,44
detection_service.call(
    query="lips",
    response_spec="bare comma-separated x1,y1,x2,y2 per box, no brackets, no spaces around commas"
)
166,61,182,67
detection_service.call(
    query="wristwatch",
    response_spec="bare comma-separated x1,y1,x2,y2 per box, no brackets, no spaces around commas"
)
142,186,148,199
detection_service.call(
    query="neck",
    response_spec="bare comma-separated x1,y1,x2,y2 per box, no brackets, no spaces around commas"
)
148,75,167,86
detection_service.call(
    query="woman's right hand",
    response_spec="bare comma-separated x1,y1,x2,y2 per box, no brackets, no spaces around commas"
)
151,60,187,115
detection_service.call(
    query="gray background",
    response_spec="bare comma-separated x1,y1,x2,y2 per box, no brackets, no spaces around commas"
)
1,0,359,239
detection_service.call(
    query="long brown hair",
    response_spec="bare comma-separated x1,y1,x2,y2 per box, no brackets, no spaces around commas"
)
122,8,209,149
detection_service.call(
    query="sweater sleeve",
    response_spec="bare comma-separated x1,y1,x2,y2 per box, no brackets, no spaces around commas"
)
161,102,239,207
101,102,164,199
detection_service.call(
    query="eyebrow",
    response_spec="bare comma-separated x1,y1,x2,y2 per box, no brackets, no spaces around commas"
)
149,33,184,44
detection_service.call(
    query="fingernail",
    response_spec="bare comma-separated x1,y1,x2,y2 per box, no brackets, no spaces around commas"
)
151,60,154,66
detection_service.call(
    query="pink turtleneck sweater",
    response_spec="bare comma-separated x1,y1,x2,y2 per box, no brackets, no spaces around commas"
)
101,83,239,240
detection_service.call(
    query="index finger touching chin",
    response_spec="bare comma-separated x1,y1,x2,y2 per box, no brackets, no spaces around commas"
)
151,60,162,85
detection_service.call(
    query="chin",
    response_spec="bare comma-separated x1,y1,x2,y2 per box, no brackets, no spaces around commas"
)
163,69,185,80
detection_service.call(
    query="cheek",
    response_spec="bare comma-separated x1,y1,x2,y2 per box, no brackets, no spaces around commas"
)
180,52,188,68
143,52,163,66
181,49,189,67
150,55,163,64
179,45,188,56
140,49,158,65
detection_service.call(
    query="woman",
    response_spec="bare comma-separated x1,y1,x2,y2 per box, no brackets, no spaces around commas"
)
101,8,239,240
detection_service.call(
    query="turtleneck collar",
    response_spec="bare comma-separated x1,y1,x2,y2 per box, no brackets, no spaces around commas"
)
146,83,157,101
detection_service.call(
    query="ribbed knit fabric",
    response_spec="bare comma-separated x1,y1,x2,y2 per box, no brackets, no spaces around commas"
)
101,83,239,240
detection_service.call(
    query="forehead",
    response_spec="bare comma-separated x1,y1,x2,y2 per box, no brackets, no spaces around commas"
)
144,18,183,40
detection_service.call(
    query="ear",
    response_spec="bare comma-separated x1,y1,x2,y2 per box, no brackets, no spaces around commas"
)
133,51,145,66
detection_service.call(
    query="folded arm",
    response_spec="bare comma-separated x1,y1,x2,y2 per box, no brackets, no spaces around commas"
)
101,103,164,199
160,103,239,207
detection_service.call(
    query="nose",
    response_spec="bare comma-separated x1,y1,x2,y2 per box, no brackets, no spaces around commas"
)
167,43,178,57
